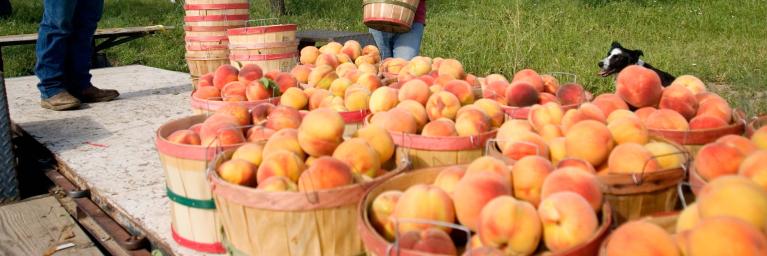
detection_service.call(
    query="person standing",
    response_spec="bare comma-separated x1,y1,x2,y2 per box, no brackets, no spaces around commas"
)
368,0,426,61
35,0,119,111
0,0,11,18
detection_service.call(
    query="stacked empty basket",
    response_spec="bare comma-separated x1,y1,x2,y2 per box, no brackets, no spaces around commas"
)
184,0,249,87
226,22,299,72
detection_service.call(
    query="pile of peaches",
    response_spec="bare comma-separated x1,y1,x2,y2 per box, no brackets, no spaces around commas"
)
693,127,767,186
192,63,298,102
368,155,608,255
479,69,588,109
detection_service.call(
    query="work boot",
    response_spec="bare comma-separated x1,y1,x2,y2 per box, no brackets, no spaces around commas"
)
40,91,81,111
78,86,120,103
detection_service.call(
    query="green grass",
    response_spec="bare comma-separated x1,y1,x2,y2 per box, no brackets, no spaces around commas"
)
1,0,765,114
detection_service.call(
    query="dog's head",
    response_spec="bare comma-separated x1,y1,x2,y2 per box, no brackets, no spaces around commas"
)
598,42,643,77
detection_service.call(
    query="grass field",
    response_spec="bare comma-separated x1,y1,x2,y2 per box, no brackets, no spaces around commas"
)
1,0,765,114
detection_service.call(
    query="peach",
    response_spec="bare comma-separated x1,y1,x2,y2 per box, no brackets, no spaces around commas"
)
469,234,484,250
354,55,376,66
511,155,554,206
217,159,257,186
644,141,686,170
482,80,508,104
548,137,566,165
541,168,603,211
537,191,598,252
362,44,380,57
615,65,663,108
433,166,466,195
419,75,436,86
541,74,559,93
192,86,221,100
463,247,505,256
297,156,353,191
473,99,504,128
676,203,701,233
357,73,382,92
606,109,637,124
578,102,607,124
280,87,308,110
753,126,767,149
396,100,428,129
399,228,457,255
370,190,402,240
336,53,352,64
496,119,534,146
290,65,312,84
245,80,273,101
340,68,361,83
246,126,275,142
371,109,419,134
681,216,767,256
659,84,698,120
369,87,399,113
538,92,559,104
264,70,280,81
167,129,201,145
556,83,586,106
565,120,614,166
231,142,265,166
608,143,661,174
645,109,690,131
538,124,563,143
528,102,564,132
592,93,629,118
307,89,331,110
307,65,338,89
199,115,245,147
635,107,657,124
273,73,298,94
339,40,362,60
257,176,297,191
452,173,511,231
559,109,587,133
421,118,458,137
671,74,707,95
382,58,408,74
739,150,767,190
556,158,596,174
694,142,746,181
300,46,320,64
221,81,247,101
697,96,733,124
485,74,509,85
199,72,214,87
332,138,380,177
512,69,544,92
607,116,649,145
297,108,345,156
319,41,342,55
465,156,511,184
237,64,263,83
444,80,474,105
689,114,728,130
344,89,370,111
264,106,301,131
213,64,239,90
717,134,758,155
262,128,304,159
251,103,275,124
455,107,491,136
465,73,479,87
352,126,395,162
314,53,339,68
505,81,540,107
425,91,461,121
499,131,550,161
605,220,679,256
697,176,767,229
437,58,465,79
392,184,456,234
405,56,432,76
398,79,431,105
478,196,542,255
256,149,306,183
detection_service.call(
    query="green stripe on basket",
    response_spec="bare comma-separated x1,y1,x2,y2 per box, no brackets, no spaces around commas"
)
166,187,216,209
362,0,418,12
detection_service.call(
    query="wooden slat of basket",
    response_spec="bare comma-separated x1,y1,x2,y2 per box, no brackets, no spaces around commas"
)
286,210,322,255
395,145,485,169
605,186,678,224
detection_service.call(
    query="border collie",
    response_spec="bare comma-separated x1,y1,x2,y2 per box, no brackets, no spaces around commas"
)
598,42,675,86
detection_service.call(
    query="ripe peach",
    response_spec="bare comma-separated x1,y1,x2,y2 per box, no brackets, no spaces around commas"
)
217,159,257,186
257,176,297,191
556,158,596,174
437,58,465,79
694,142,746,181
463,247,505,256
538,124,563,143
300,46,320,64
496,120,534,147
340,40,362,60
319,41,342,55
213,64,239,90
237,64,263,83
396,100,428,129
264,106,301,131
370,190,402,240
689,114,728,130
500,130,550,161
645,109,690,131
604,220,679,256
344,89,370,111
336,54,352,64
541,167,603,211
485,74,509,85
199,115,245,146
251,103,275,124
399,228,458,256
671,74,707,95
578,102,608,124
681,216,767,256
644,141,686,170
421,118,458,137
392,184,456,234
273,73,297,94
482,80,508,104
556,83,586,106
369,87,399,113
565,120,614,167
537,191,598,252
455,107,491,136
332,138,380,177
425,91,461,121
473,99,504,128
371,109,419,134
607,116,649,145
290,65,312,84
221,81,247,101
548,138,566,165
262,128,304,159
444,80,474,105
592,93,629,117
608,143,661,174
753,126,767,149
199,72,214,87
357,73,383,92
541,74,559,93
635,107,657,123
528,102,564,132
231,142,265,166
676,203,700,233
280,87,308,110
505,81,539,107
246,126,275,142
697,176,767,229
433,166,466,195
539,92,559,104
307,65,338,89
606,109,637,124
452,173,512,231
398,79,431,105
256,149,306,183
478,196,542,255
192,86,221,100
297,108,345,156
512,69,544,92
353,126,394,162
465,156,511,184
511,155,554,206
405,56,432,76
739,150,767,190
362,44,380,58
297,156,353,191
615,65,663,108
307,89,331,110
264,70,280,81
245,80,273,101
717,134,758,155
167,129,201,145
354,55,376,66
659,84,698,120
697,96,733,124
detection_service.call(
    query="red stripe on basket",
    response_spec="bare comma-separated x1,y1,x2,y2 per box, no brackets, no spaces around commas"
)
184,35,230,42
226,24,298,35
184,14,249,22
184,25,237,32
228,41,299,50
186,44,230,51
171,225,226,253
155,133,225,160
184,3,249,10
229,52,298,61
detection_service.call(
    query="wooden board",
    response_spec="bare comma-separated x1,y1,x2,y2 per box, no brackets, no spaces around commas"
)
0,25,172,46
0,196,102,256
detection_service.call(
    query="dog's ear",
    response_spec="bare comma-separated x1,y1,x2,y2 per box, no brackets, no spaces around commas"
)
634,49,644,57
611,41,621,48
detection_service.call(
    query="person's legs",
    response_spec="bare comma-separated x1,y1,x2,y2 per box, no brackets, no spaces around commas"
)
0,0,12,18
66,0,118,102
392,22,425,60
368,28,395,60
35,0,77,99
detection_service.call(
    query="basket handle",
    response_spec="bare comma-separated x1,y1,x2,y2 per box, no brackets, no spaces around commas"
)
386,218,471,256
630,149,690,186
546,71,578,84
246,18,280,27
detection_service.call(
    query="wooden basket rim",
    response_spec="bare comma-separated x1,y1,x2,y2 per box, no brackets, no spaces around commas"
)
189,94,280,111
647,109,747,145
183,3,249,10
363,113,498,151
226,24,298,35
596,137,689,195
746,114,767,137
155,114,241,160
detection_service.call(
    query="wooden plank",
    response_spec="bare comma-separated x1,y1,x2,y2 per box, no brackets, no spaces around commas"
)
0,196,103,256
0,25,172,46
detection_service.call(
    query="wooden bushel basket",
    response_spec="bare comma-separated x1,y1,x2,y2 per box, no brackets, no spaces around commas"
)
155,114,243,254
208,150,409,256
746,114,767,137
648,109,746,156
298,109,372,138
364,113,497,169
358,166,613,256
596,138,689,224
189,94,280,114
363,0,419,33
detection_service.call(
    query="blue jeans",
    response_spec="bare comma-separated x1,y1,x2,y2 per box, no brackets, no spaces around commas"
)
369,22,425,61
35,0,103,99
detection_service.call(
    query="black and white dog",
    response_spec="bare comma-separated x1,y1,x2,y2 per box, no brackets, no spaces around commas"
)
598,42,675,86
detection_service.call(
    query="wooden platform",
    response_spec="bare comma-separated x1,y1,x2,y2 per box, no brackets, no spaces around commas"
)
5,65,204,255
0,195,102,255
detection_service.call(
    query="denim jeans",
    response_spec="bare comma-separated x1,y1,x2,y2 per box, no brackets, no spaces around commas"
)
369,22,425,61
35,0,103,99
